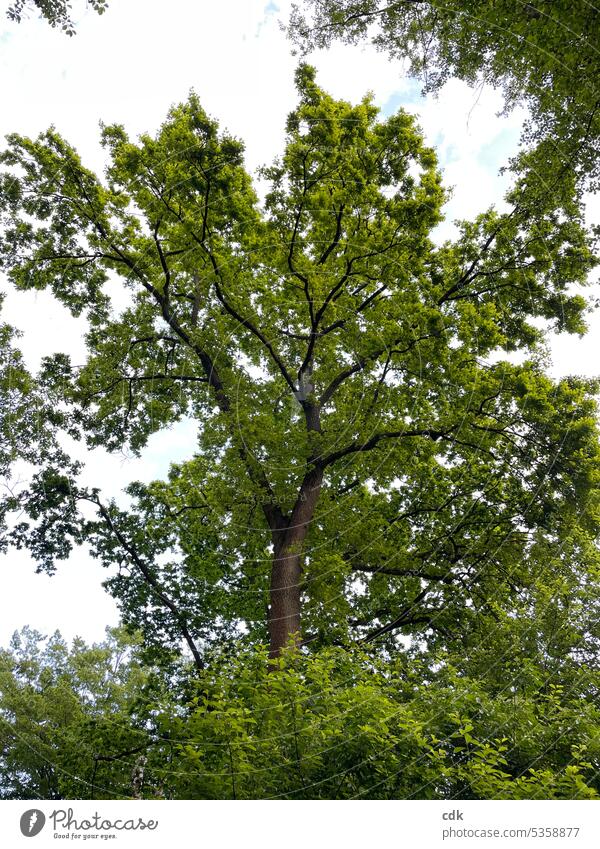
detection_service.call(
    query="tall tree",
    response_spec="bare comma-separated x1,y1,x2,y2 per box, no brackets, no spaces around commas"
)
0,66,598,663
288,1,600,189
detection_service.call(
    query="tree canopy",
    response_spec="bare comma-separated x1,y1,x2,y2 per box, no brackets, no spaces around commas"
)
0,627,152,799
1,65,598,662
1,628,599,799
1,65,599,798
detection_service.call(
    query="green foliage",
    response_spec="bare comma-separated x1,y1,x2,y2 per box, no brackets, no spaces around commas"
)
289,2,600,190
6,0,108,35
1,632,597,799
0,308,33,480
0,298,74,555
0,628,154,799
0,67,598,666
0,67,599,799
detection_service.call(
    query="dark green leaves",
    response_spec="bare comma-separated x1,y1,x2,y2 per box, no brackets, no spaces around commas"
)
6,0,108,36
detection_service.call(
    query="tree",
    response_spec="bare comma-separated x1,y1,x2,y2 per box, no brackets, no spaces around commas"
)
0,66,598,667
5,0,108,35
288,1,600,190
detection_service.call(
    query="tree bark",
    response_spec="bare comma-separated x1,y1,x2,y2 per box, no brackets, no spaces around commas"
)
268,537,303,659
268,465,323,659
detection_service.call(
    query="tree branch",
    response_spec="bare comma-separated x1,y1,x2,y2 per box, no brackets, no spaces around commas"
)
319,426,455,467
83,495,205,673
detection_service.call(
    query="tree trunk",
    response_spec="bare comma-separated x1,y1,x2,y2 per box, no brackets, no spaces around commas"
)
267,465,323,659
268,536,303,659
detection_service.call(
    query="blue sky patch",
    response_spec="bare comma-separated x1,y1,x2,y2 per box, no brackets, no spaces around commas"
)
380,82,423,117
477,126,520,171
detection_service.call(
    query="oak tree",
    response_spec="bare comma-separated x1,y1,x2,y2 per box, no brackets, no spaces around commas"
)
0,66,598,665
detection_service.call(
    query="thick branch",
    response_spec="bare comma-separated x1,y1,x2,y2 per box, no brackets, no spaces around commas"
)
320,330,439,406
319,426,457,468
350,563,456,583
364,586,432,641
86,496,205,673
317,203,345,265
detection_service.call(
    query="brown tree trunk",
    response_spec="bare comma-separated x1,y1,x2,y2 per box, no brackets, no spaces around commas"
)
268,536,303,659
267,465,323,659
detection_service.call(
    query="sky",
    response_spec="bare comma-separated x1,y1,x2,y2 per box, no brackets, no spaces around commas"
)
0,0,598,646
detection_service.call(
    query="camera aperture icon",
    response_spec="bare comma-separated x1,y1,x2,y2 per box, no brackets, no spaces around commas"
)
20,809,46,837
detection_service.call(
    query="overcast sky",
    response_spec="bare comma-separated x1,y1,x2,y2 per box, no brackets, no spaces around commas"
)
0,0,598,646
